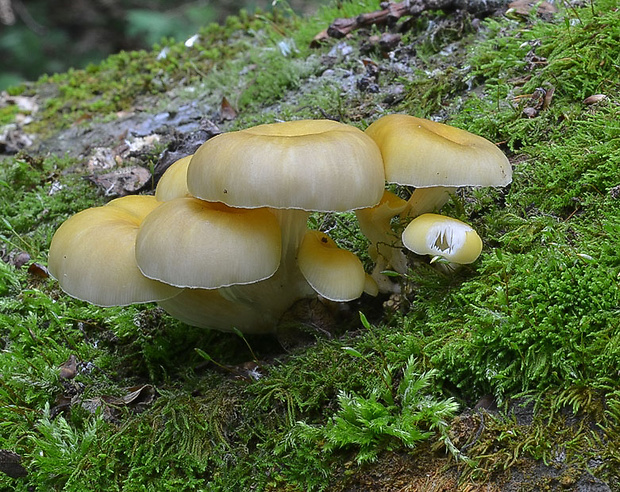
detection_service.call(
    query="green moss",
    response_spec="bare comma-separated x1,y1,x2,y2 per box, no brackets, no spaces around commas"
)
0,103,20,125
1,1,619,490
19,0,385,137
458,394,612,483
430,242,619,395
0,155,102,258
20,13,276,133
399,12,480,117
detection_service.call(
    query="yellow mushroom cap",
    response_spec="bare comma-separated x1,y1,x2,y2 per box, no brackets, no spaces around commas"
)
135,197,282,289
187,119,385,211
155,155,192,201
357,190,408,225
363,274,379,297
48,195,181,306
401,213,483,264
365,114,512,188
297,230,366,301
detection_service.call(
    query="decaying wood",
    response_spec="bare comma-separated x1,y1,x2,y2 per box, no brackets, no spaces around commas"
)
0,450,27,478
313,0,509,45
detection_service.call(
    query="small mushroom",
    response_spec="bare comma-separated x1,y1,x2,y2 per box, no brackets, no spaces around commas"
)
401,213,482,265
297,230,367,302
365,114,512,217
154,155,192,201
187,119,385,212
48,195,181,306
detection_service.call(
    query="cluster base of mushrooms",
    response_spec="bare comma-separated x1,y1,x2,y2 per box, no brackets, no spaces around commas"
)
48,115,511,334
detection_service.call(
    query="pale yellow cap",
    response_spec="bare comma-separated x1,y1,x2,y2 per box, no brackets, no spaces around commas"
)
365,114,512,188
188,119,385,211
48,195,181,306
297,230,366,301
135,197,281,289
402,213,482,264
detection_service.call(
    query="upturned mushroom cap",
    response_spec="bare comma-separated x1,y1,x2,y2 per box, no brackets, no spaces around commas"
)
48,195,181,306
187,119,385,211
365,114,512,188
155,155,192,201
135,197,282,289
401,213,482,264
297,230,367,302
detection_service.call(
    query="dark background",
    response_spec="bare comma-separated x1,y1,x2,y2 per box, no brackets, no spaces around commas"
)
0,0,324,90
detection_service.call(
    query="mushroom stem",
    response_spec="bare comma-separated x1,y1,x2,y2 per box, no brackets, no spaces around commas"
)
269,208,310,268
160,268,315,334
158,285,292,334
202,208,316,331
217,265,315,326
355,190,408,292
403,186,455,218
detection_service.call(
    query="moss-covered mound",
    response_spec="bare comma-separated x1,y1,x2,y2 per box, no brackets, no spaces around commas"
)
1,0,618,490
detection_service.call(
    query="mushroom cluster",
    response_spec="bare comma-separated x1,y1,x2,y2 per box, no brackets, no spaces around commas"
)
48,115,511,333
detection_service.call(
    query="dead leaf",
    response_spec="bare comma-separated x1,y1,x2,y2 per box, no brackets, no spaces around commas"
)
120,384,155,410
508,0,558,17
88,166,151,196
0,450,27,478
59,354,78,379
310,29,330,48
220,97,237,121
583,94,607,105
542,84,555,110
27,262,49,278
82,384,156,421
